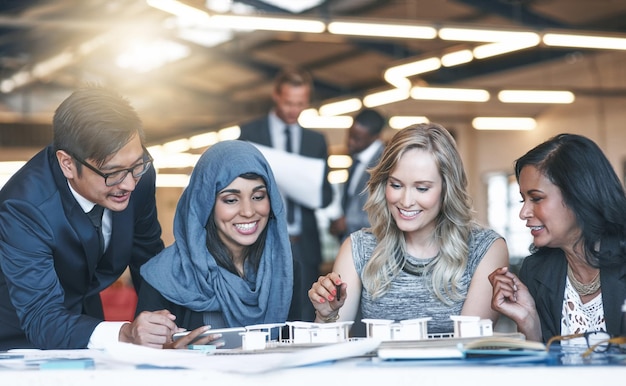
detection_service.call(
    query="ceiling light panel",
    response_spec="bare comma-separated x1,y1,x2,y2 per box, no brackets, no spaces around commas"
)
498,90,575,104
543,33,626,50
328,21,437,39
472,117,536,130
411,87,490,102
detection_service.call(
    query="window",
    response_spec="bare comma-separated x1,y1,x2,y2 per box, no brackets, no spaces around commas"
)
487,173,533,267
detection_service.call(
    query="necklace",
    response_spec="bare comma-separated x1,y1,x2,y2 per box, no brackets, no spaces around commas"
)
402,253,439,277
567,264,601,296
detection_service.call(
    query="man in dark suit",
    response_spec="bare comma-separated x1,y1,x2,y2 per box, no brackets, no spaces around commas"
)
0,86,174,350
238,67,333,321
330,108,386,243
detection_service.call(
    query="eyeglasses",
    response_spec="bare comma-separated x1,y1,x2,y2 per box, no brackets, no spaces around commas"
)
546,331,626,357
71,149,153,187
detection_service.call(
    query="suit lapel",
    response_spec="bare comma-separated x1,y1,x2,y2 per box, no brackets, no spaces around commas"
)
51,151,102,276
533,251,567,337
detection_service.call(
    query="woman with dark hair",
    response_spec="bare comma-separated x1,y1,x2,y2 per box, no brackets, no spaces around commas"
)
136,140,299,348
489,133,626,344
309,124,508,334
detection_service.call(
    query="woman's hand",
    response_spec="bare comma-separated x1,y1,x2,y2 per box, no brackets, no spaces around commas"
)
488,267,542,341
308,272,346,322
163,325,226,349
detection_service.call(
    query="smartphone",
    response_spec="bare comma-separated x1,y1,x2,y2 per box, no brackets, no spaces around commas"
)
172,327,247,349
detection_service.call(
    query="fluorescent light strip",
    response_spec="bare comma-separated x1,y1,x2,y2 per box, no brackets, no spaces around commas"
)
439,28,537,43
411,87,490,102
208,15,325,33
156,173,191,188
162,138,191,153
363,88,410,107
384,57,441,89
389,116,429,129
441,50,473,67
189,131,219,149
543,33,626,50
153,152,200,169
473,35,540,59
472,117,536,130
328,21,437,39
147,3,626,51
218,125,241,140
319,98,362,116
328,155,352,169
328,169,349,184
299,115,353,129
498,90,575,104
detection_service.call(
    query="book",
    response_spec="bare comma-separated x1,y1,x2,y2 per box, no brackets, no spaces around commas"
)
461,335,547,358
375,333,546,360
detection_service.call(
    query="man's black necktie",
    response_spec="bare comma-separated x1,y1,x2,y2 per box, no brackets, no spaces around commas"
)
87,205,105,255
342,158,360,211
284,125,295,224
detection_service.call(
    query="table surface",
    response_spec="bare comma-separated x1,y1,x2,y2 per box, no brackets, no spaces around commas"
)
2,338,625,386
3,357,626,386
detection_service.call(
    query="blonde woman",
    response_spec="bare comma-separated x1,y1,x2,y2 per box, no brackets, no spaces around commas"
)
309,124,508,334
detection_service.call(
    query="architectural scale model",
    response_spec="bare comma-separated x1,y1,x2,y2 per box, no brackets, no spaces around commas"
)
233,315,493,350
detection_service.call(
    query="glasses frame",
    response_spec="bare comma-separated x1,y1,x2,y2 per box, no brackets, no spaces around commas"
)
546,331,626,358
71,147,153,187
583,336,626,357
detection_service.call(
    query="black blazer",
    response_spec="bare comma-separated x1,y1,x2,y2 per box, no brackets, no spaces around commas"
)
519,241,626,342
0,145,164,349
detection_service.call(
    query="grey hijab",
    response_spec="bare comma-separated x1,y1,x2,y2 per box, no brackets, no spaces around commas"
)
141,140,293,327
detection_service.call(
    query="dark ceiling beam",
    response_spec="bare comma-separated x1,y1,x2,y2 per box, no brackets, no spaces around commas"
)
211,45,347,98
453,0,567,28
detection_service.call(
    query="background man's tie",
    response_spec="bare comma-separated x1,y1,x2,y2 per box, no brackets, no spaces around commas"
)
284,125,295,224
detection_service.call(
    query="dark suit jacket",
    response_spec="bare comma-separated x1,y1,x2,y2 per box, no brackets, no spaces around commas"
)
342,142,384,243
519,241,626,342
238,117,333,268
0,145,164,350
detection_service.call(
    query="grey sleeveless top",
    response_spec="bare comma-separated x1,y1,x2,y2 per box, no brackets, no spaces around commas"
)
352,227,501,334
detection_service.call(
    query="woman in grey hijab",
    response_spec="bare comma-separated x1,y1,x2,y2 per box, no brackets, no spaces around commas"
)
136,140,299,348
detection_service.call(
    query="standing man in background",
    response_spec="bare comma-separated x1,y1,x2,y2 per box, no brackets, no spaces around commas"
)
238,66,333,321
0,86,172,350
330,108,386,243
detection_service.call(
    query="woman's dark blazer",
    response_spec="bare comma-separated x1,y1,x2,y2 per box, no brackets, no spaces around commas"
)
519,239,626,342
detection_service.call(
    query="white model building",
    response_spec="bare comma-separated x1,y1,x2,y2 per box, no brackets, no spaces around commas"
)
240,323,286,350
362,318,431,340
362,315,493,341
237,315,493,350
449,315,493,338
285,321,354,344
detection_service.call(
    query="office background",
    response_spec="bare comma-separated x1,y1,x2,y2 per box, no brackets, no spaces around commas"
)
0,0,625,263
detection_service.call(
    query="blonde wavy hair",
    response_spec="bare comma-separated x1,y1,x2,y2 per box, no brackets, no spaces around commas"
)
362,123,475,303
